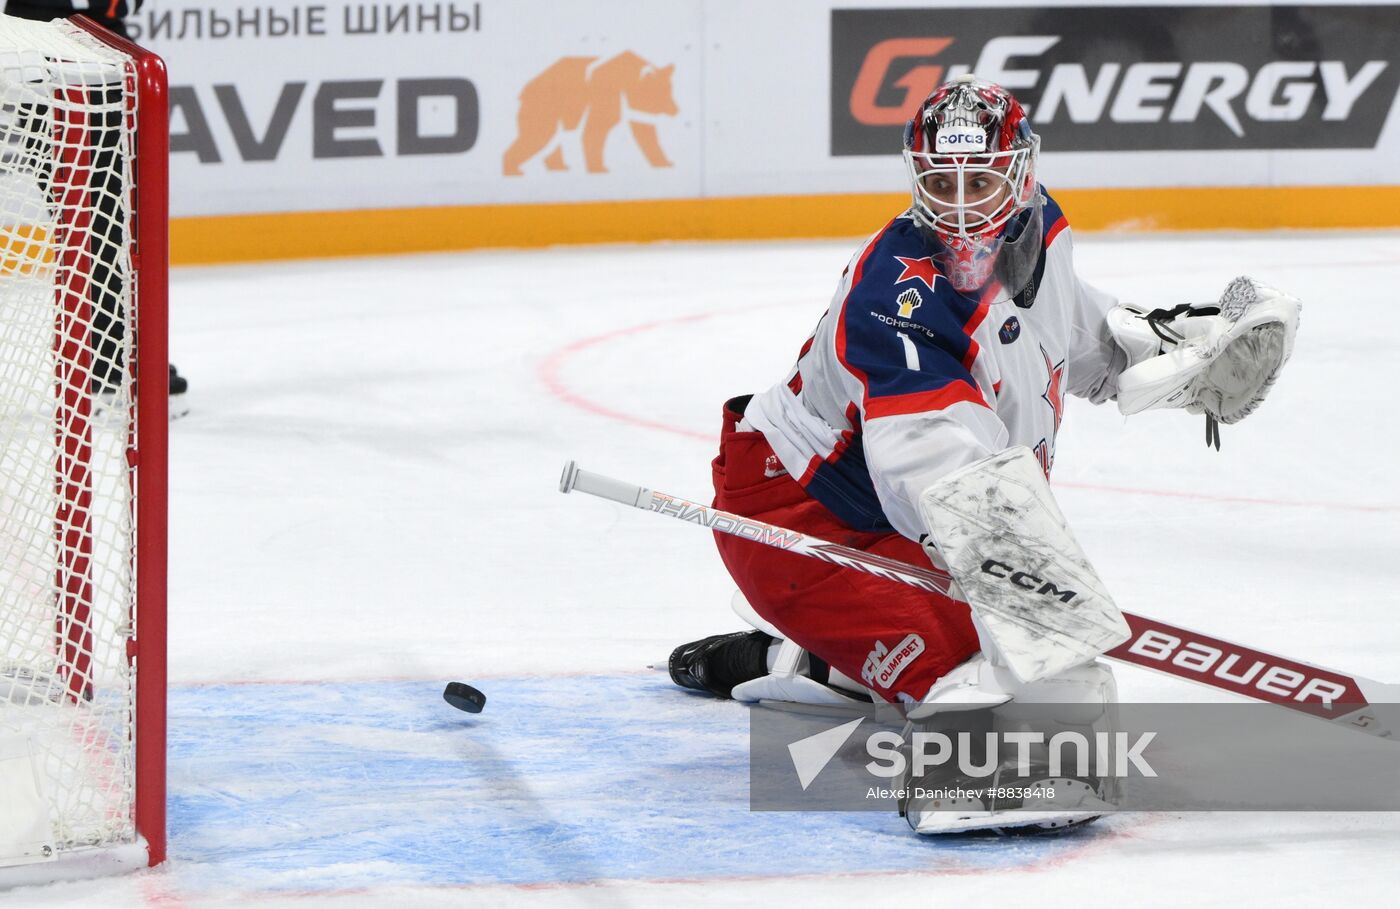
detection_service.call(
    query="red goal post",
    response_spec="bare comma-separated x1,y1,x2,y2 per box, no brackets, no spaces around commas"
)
0,13,167,881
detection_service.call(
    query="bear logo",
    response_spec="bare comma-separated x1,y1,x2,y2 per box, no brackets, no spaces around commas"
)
503,51,677,176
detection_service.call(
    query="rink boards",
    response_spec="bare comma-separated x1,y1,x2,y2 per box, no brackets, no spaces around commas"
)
111,0,1400,261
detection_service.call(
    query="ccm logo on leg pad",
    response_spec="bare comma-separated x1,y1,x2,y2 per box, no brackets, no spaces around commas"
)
980,560,1077,603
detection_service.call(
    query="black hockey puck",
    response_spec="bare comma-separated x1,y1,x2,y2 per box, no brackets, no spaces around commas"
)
443,681,486,714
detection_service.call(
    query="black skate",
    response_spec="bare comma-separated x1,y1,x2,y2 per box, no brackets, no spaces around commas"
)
668,630,772,699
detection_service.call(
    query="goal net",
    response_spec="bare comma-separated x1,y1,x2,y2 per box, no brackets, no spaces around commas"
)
0,14,166,878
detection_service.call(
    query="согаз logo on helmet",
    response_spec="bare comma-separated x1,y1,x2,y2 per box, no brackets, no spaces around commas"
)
503,51,678,176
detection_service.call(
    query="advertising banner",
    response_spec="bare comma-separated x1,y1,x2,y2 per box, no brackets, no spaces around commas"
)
112,0,1400,254
136,1,702,216
829,5,1399,154
704,0,1400,195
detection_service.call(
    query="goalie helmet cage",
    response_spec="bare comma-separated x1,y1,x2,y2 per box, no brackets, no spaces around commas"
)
0,14,167,882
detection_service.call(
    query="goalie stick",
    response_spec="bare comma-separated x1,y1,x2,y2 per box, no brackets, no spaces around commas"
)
559,461,1399,741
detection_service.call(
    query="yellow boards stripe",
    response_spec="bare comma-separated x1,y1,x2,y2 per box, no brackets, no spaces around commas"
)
171,186,1400,265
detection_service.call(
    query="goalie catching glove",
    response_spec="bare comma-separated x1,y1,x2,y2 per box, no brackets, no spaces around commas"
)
1108,276,1299,446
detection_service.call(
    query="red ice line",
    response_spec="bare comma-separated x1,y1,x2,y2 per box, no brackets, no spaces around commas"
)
538,306,1398,515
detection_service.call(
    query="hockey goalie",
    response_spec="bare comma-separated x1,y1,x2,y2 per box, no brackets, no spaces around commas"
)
667,75,1300,834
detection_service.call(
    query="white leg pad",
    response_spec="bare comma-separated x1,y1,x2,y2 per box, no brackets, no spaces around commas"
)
906,661,1120,835
730,589,784,639
907,653,1017,718
918,447,1130,683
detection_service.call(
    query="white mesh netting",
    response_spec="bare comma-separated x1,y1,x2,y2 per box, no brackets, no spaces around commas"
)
0,18,140,856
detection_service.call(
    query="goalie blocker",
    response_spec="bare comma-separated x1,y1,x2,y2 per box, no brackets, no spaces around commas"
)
917,446,1130,686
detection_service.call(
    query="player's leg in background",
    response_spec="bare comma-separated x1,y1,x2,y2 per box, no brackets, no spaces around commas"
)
88,80,125,394
76,16,188,404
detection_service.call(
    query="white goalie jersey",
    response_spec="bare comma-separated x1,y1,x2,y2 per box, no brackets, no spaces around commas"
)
743,194,1126,542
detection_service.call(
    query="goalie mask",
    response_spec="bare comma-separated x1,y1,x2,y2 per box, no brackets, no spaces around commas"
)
903,75,1043,295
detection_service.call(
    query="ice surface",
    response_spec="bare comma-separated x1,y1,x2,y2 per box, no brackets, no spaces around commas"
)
11,230,1400,905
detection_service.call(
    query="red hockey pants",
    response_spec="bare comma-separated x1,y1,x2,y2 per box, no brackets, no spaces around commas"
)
710,398,979,705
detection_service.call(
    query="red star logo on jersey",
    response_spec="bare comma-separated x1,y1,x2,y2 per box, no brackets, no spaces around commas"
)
894,256,941,292
1040,345,1066,434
